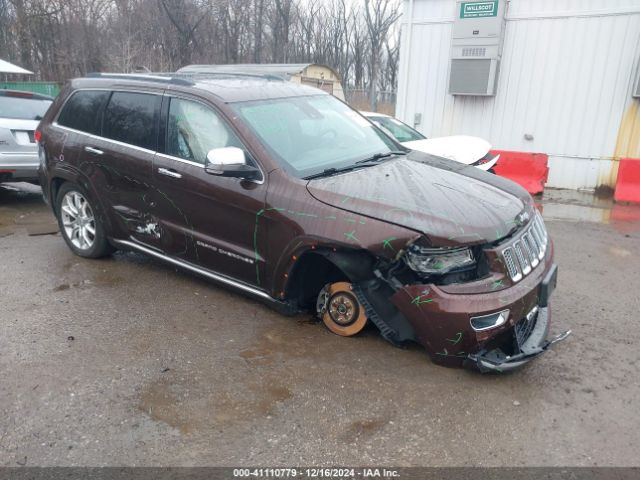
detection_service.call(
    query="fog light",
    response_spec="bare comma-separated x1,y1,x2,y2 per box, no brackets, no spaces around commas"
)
470,310,510,331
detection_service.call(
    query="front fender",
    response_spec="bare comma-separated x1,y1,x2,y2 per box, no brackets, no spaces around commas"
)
272,235,376,298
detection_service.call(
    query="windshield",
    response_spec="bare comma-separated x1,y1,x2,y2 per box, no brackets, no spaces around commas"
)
0,95,52,120
233,95,400,178
369,115,425,143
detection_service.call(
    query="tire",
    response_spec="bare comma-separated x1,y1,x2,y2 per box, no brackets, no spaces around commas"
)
55,182,114,258
318,281,368,337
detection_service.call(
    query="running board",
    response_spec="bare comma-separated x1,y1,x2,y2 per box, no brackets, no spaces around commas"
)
111,239,286,308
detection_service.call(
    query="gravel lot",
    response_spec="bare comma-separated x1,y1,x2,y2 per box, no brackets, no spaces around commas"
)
1,182,639,467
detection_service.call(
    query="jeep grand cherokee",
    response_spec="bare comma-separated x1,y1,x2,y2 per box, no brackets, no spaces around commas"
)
37,73,570,372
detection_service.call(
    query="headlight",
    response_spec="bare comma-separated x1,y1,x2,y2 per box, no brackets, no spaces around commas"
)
404,245,475,274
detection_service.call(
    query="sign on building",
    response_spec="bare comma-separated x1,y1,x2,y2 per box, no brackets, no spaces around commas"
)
460,1,498,18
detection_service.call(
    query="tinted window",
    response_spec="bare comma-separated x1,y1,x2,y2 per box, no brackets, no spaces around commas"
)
166,98,241,164
57,90,108,134
103,92,160,150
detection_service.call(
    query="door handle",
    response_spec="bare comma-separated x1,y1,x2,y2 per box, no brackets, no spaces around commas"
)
158,167,182,179
84,146,103,155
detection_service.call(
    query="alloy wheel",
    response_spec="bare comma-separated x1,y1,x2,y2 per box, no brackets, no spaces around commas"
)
60,191,96,250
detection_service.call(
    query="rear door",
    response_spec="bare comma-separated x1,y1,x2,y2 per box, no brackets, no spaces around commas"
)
152,94,267,286
85,90,163,246
51,89,111,192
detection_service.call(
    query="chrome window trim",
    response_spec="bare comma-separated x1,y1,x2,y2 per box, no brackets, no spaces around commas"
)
156,152,204,168
53,87,163,126
112,239,272,301
52,123,157,155
52,122,265,186
52,87,266,185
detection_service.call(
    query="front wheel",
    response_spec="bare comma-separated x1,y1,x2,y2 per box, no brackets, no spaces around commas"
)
317,282,368,336
56,182,113,258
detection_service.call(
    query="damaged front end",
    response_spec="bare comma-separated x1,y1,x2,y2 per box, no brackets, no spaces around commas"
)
467,304,571,373
352,212,571,372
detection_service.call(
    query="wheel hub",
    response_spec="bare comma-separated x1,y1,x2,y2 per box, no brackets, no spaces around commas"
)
328,292,359,326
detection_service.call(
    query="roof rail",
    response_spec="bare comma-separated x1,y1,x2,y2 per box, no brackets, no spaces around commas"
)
85,71,285,86
86,72,194,86
169,71,286,82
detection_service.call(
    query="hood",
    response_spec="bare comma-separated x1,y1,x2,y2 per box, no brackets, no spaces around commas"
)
306,152,533,247
0,118,41,130
403,135,491,165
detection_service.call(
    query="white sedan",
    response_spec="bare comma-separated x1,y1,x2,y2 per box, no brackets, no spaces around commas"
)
361,111,499,172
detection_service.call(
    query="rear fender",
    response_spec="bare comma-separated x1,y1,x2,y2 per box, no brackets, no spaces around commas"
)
48,163,114,236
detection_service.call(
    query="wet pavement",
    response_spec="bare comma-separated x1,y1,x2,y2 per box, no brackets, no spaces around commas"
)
1,182,640,466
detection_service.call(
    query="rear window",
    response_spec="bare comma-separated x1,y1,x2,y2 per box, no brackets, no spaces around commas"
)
102,92,160,151
57,90,109,134
0,94,52,120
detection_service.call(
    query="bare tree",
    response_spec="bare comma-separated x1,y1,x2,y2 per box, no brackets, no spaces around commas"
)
0,0,402,111
363,0,400,110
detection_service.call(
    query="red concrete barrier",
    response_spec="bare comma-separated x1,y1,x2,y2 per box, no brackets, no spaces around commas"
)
614,158,640,204
490,150,549,195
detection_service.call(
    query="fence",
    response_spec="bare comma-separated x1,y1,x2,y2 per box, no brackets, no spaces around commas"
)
0,82,61,97
345,88,397,116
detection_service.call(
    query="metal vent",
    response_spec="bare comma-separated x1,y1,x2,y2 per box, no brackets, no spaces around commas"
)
502,248,521,282
449,58,498,96
534,215,548,245
514,242,532,275
462,47,487,57
529,227,545,259
522,233,539,268
501,213,549,283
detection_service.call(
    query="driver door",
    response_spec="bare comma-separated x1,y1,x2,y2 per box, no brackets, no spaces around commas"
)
152,95,267,286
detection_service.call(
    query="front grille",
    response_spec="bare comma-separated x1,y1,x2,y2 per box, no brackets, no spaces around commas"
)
502,248,521,282
521,233,539,267
501,212,548,282
514,241,531,275
515,307,538,346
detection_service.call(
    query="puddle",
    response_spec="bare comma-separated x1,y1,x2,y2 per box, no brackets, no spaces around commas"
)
139,373,293,434
540,188,640,231
52,270,125,292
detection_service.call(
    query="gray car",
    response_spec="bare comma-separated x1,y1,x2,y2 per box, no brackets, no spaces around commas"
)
0,90,53,183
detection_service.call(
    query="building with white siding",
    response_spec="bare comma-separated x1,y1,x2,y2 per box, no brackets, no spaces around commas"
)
396,0,640,191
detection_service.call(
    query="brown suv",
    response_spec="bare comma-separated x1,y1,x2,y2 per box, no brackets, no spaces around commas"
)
37,74,570,372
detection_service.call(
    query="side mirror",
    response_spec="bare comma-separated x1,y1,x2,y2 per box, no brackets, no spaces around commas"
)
204,147,261,180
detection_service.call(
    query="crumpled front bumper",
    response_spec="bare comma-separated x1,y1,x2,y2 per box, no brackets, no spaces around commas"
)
466,305,571,373
389,251,570,372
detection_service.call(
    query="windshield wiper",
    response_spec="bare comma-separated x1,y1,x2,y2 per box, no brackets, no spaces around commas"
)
303,163,378,180
355,150,407,164
304,151,406,180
